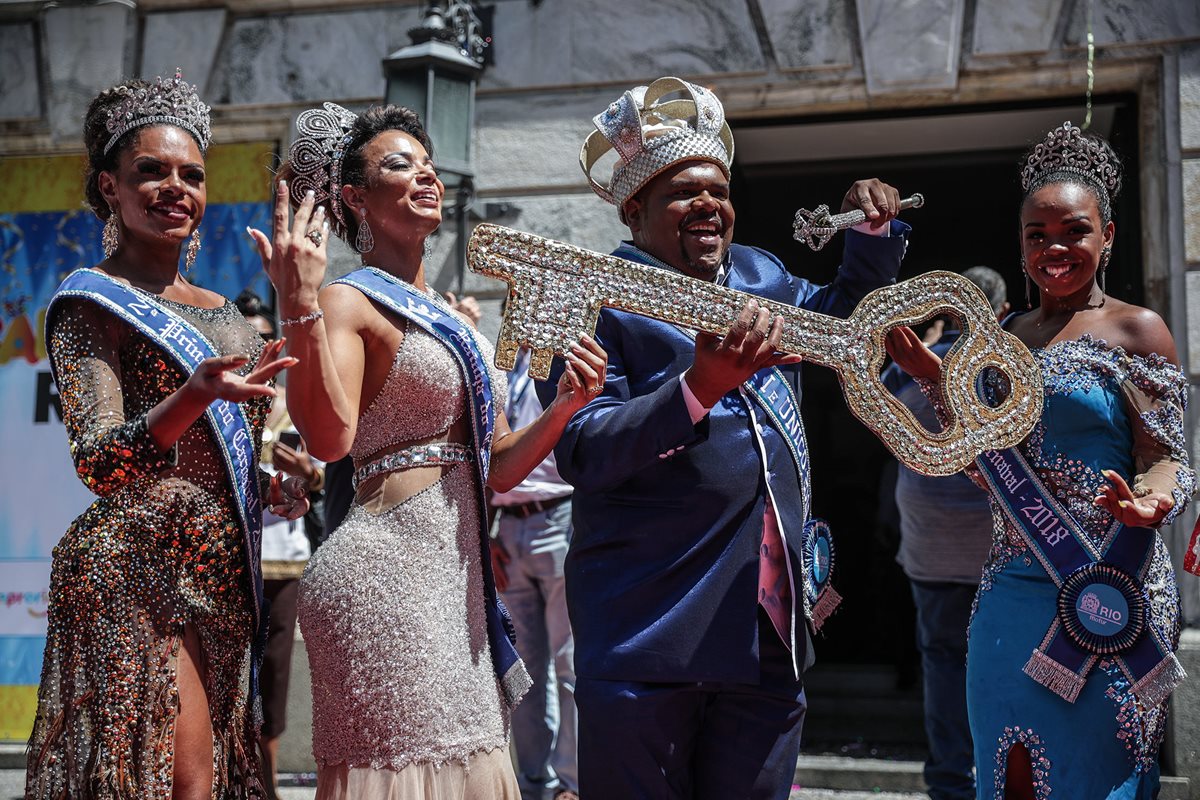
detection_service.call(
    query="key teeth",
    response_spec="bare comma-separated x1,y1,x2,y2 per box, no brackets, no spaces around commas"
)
493,340,519,373
527,348,556,381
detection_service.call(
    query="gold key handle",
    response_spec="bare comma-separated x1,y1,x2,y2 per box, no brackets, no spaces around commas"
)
468,223,1042,476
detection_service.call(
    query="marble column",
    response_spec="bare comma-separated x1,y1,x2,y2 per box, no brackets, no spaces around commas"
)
0,23,40,120
855,0,964,94
971,0,1064,56
141,10,228,96
44,3,132,141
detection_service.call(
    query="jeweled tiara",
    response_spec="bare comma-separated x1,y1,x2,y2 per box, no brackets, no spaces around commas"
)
287,102,359,237
1020,121,1121,201
103,70,211,156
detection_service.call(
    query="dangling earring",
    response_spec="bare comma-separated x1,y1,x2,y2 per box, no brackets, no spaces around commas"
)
102,211,119,257
422,236,434,263
1021,257,1032,310
355,209,374,256
1099,246,1111,293
185,228,202,274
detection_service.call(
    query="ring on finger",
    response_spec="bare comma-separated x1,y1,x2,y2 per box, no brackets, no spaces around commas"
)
588,384,604,396
305,228,324,247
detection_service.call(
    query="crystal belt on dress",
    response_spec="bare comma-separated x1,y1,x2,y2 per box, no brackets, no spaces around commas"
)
353,442,474,488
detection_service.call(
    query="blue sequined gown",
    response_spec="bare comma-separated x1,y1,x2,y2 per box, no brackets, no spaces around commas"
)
966,335,1194,799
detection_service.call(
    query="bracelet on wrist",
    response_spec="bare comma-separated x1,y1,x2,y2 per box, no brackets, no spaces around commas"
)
280,308,324,328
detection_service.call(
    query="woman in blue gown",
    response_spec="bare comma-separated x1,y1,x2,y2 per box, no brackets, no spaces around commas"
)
889,122,1196,799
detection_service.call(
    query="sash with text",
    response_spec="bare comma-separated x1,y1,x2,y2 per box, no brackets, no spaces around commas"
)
333,267,529,707
976,446,1184,707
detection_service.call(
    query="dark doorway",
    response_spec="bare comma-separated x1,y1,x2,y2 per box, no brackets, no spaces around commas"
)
728,96,1143,749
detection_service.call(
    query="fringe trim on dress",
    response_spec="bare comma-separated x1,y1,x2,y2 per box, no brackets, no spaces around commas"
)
500,661,533,710
810,586,843,632
1130,652,1186,708
1023,649,1085,703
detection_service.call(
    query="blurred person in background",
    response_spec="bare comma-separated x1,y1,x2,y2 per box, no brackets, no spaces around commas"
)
238,289,325,799
883,266,1008,800
490,341,579,800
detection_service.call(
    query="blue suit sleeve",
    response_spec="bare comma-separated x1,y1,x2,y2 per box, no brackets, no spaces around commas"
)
535,312,708,494
790,219,910,316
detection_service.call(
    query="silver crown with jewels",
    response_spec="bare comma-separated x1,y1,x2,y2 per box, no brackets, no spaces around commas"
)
287,102,359,237
104,70,211,156
580,77,735,209
1020,121,1121,200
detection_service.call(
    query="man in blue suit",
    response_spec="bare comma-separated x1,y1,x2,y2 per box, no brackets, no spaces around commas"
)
540,77,911,799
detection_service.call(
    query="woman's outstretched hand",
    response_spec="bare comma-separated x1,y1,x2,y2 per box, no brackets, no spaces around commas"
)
183,339,297,403
247,180,329,315
269,472,310,520
885,326,942,382
550,335,609,415
1094,469,1174,528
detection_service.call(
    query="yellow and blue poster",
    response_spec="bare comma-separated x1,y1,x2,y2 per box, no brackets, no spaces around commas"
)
0,141,277,741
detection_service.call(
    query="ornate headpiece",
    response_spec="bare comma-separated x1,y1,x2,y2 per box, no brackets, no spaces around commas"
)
580,76,734,210
104,70,211,156
288,102,360,237
1020,121,1121,202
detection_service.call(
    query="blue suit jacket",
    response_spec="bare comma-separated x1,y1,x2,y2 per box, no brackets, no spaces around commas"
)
538,226,908,683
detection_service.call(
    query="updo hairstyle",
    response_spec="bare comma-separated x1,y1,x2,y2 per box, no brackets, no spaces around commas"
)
276,105,433,245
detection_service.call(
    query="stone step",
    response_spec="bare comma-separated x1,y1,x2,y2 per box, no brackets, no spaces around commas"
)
0,743,22,770
792,755,1192,798
794,755,925,792
802,663,928,747
790,791,923,799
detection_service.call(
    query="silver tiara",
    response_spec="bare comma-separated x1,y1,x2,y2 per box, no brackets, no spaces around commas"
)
104,70,211,156
580,77,734,209
1020,121,1120,201
288,102,359,236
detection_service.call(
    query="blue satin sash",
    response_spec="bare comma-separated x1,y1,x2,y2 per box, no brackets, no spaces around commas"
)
332,267,530,707
746,368,812,522
976,447,1185,707
46,268,269,724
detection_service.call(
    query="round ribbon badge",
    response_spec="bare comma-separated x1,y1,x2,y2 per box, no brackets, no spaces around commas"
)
802,519,835,599
1056,562,1146,655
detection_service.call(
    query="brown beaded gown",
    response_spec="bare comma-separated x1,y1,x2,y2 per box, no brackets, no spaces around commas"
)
25,291,268,799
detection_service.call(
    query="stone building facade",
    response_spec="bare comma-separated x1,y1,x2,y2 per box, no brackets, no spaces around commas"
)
4,0,1200,783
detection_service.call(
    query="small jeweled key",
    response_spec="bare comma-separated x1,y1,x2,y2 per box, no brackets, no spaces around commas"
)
468,223,1042,477
794,193,925,251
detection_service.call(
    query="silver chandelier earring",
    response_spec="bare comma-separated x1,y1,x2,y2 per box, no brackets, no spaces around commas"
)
185,228,202,274
1021,258,1032,310
102,210,119,257
1099,246,1111,293
355,209,375,255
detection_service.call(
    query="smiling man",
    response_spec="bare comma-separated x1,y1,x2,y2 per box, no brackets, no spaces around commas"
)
540,77,911,799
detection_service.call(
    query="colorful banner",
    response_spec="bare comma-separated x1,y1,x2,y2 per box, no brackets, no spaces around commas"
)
0,141,277,740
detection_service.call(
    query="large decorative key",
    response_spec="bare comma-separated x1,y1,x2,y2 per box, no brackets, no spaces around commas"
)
468,223,1042,477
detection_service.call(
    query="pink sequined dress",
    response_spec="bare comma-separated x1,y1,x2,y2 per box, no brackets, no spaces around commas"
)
297,309,520,799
